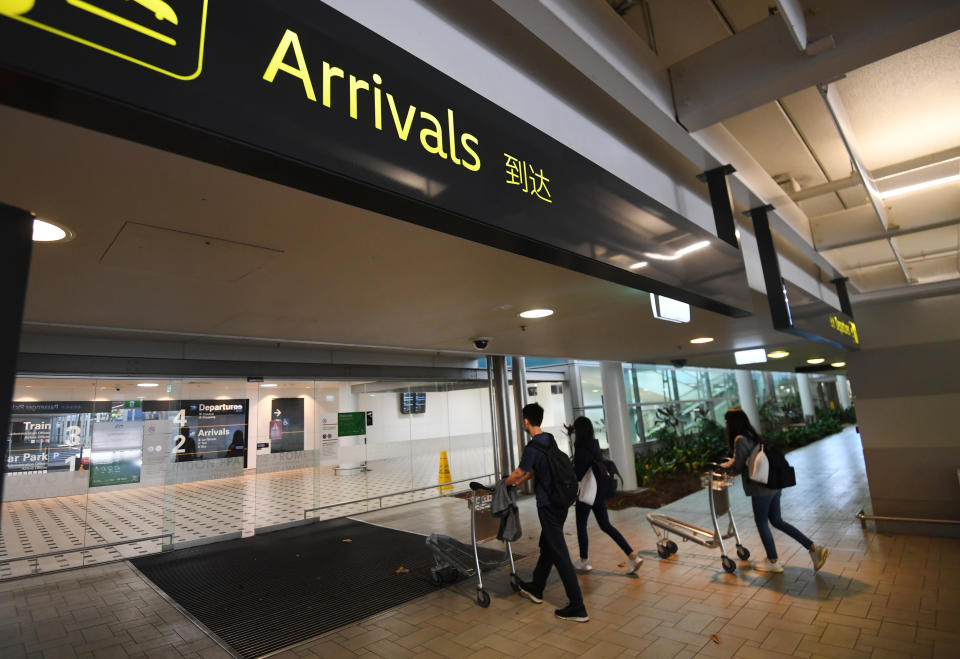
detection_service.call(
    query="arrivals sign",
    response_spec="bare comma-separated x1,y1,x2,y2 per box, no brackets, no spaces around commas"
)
0,0,750,315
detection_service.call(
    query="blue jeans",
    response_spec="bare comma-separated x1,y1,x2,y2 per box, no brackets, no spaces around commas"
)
751,492,812,560
575,500,633,559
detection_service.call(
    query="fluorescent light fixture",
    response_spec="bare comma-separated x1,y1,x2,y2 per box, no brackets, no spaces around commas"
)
650,294,690,323
735,348,768,365
831,361,846,368
519,308,554,319
137,383,159,388
644,240,710,261
690,337,714,344
629,261,648,270
806,358,825,364
767,350,790,359
878,174,960,199
32,219,70,242
260,383,278,388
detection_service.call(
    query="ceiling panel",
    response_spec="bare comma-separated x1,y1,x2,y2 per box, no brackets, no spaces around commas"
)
723,102,827,190
847,263,909,292
892,226,960,259
836,31,960,170
884,181,960,231
904,252,960,285
798,195,844,219
822,239,896,272
714,0,774,32
647,0,730,66
779,87,853,182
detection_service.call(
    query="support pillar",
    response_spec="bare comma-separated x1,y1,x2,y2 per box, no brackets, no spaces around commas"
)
734,369,761,430
0,203,35,510
836,374,852,410
490,356,514,477
797,372,816,421
600,361,638,490
511,356,533,494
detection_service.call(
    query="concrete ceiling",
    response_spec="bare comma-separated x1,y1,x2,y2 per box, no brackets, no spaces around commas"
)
1,104,846,370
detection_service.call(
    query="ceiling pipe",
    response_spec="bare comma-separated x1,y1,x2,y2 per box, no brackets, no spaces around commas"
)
818,214,960,252
817,82,911,283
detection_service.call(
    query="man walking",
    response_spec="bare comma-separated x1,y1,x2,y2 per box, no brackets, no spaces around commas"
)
504,403,588,622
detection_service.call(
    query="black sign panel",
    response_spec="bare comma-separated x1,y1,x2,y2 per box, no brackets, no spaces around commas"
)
0,0,750,315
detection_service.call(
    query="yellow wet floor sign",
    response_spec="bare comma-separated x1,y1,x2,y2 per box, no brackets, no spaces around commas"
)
437,451,453,491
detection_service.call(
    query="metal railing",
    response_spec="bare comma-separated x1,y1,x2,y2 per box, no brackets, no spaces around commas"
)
0,533,173,578
303,473,496,520
856,510,960,527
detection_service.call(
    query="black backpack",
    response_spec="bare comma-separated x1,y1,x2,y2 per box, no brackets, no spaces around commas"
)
759,442,796,489
528,436,578,508
593,459,621,500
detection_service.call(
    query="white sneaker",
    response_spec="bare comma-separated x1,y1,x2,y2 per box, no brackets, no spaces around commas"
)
752,559,784,573
573,558,592,572
627,552,643,574
809,545,829,571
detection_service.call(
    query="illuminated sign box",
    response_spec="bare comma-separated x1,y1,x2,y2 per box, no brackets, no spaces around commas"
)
734,348,767,365
650,294,690,323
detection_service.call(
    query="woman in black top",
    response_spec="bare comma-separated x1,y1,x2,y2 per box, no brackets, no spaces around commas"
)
568,416,643,574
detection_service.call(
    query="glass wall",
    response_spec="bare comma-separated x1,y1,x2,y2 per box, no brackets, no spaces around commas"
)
2,375,494,579
577,362,802,446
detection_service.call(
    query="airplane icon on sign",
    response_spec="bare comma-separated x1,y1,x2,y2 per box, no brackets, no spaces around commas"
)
66,0,179,45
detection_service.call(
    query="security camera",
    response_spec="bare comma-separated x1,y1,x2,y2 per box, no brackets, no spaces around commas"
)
670,359,687,368
472,337,491,351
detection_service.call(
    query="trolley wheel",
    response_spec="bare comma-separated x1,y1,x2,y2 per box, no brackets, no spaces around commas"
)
430,570,443,587
721,556,737,574
477,590,491,608
736,545,751,561
657,544,671,559
665,540,678,555
509,574,520,592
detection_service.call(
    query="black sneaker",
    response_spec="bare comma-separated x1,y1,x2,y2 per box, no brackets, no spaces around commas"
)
555,604,589,622
517,581,543,604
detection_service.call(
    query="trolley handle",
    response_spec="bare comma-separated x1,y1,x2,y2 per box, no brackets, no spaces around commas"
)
469,481,494,492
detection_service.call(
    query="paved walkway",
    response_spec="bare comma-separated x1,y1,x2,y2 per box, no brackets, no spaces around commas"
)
2,427,958,658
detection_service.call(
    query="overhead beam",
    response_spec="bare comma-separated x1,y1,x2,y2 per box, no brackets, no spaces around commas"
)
671,0,960,131
818,215,960,252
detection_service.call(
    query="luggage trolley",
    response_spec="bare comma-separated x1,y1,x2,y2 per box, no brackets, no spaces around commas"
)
646,463,750,573
426,482,519,607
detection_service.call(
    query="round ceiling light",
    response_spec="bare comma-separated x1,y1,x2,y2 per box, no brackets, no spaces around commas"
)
806,358,825,365
32,218,72,243
137,382,159,388
831,361,846,368
767,350,790,359
519,308,554,319
689,337,714,344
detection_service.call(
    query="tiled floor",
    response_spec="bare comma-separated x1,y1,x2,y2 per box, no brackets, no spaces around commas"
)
2,426,959,658
1,447,493,579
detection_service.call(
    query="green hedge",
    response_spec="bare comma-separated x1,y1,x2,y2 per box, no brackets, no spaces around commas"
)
635,406,856,487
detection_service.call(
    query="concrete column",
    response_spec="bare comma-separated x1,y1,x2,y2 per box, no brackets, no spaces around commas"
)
797,372,816,421
600,361,638,490
490,356,514,476
0,203,35,506
511,356,533,494
734,369,761,430
836,374,852,410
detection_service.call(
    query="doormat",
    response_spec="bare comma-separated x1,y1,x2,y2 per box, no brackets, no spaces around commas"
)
131,518,510,658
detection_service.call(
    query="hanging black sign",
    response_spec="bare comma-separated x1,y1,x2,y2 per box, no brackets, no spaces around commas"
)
0,0,750,315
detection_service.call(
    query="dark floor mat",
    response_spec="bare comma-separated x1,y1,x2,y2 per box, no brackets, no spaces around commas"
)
131,519,511,658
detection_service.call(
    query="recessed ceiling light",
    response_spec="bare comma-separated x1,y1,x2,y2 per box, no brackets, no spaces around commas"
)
519,308,554,319
831,361,846,368
137,383,159,388
260,383,278,388
690,337,714,344
629,261,648,270
767,350,790,359
32,218,72,243
806,358,825,364
878,173,960,199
